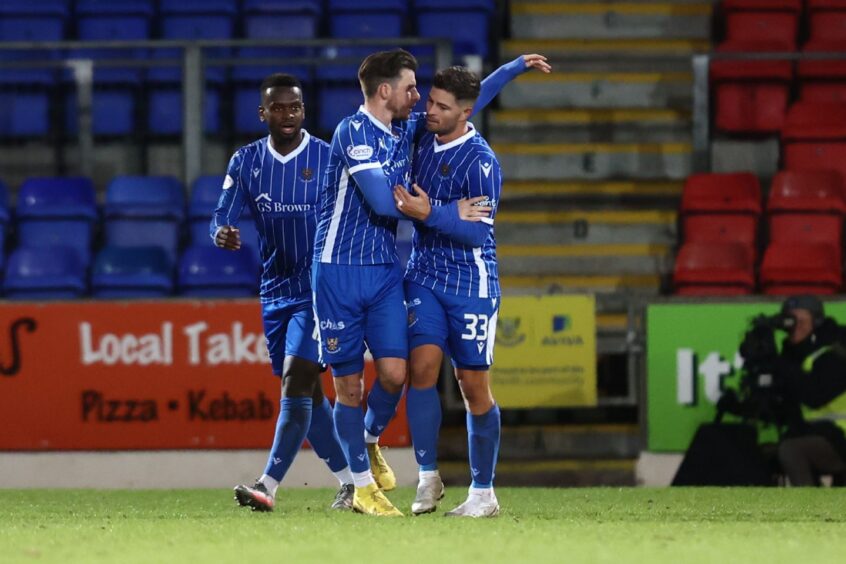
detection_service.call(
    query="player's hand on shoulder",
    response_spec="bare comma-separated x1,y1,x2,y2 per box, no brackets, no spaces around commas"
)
394,183,432,221
458,196,492,222
215,225,242,250
522,54,551,74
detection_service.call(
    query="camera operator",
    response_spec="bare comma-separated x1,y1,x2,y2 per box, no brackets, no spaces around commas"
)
775,295,846,486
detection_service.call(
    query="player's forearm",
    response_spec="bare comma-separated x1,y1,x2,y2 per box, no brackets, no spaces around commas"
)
424,202,491,247
473,56,526,117
352,167,405,219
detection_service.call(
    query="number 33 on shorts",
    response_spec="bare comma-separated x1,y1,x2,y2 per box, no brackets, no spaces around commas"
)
459,311,498,364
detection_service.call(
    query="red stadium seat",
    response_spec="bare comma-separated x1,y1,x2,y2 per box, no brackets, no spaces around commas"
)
722,0,802,48
711,41,794,133
782,102,846,181
682,214,758,260
767,170,846,213
680,172,762,214
768,213,843,248
673,242,755,294
759,241,842,293
797,40,846,103
807,0,846,43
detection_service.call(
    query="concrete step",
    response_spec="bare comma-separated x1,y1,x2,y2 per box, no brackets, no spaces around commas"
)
510,2,712,40
499,71,692,110
493,142,692,180
501,273,662,295
490,108,691,143
495,209,677,245
501,38,707,72
501,179,684,201
497,243,671,275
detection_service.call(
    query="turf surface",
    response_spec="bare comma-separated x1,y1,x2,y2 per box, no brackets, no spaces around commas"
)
2,487,845,563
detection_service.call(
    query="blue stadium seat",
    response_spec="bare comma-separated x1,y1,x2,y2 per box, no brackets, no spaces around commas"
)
0,180,8,255
146,7,233,135
65,1,153,136
91,246,173,298
3,246,87,300
414,0,494,58
317,84,365,134
104,176,186,263
16,177,98,266
157,0,238,14
0,9,64,136
178,246,259,297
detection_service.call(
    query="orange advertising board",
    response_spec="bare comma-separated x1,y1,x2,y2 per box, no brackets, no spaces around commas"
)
0,300,409,450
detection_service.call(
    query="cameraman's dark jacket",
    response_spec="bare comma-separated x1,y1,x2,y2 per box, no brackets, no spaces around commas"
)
778,317,846,459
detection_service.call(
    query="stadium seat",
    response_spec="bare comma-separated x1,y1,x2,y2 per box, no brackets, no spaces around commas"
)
759,241,842,294
16,177,99,266
66,1,154,136
3,246,87,300
673,242,755,295
767,170,846,214
711,41,794,134
680,172,762,215
0,3,66,136
146,3,234,135
317,84,366,135
91,246,174,298
721,0,802,48
797,40,846,104
807,0,846,43
104,176,186,263
767,213,843,250
682,215,758,260
178,246,259,297
0,180,8,254
782,102,846,182
414,0,495,58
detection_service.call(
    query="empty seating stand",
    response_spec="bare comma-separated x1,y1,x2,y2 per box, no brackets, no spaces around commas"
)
760,241,842,294
782,101,846,182
767,170,846,213
673,242,756,295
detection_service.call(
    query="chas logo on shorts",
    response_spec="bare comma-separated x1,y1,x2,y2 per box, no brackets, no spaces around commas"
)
320,319,345,331
346,144,374,161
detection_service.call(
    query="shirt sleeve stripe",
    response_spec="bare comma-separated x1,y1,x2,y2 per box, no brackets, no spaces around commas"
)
349,161,383,175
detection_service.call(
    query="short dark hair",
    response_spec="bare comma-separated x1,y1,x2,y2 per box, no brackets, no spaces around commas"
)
260,73,302,96
358,49,418,98
432,66,481,103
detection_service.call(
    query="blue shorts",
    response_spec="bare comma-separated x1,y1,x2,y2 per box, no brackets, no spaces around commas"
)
312,262,408,376
405,281,499,370
262,295,321,376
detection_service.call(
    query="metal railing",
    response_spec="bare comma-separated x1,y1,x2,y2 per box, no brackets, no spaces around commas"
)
0,38,453,186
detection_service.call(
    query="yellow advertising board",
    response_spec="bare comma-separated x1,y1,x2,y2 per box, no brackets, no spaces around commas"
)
492,295,597,408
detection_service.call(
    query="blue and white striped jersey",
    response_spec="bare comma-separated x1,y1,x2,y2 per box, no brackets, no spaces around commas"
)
211,131,328,302
314,106,426,265
406,124,502,298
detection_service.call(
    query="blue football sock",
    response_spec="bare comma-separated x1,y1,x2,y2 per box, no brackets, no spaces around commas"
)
307,397,348,473
364,379,403,438
467,404,501,489
263,397,312,482
407,385,441,471
334,401,369,474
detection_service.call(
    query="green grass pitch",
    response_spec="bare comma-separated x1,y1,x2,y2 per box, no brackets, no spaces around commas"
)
2,487,846,563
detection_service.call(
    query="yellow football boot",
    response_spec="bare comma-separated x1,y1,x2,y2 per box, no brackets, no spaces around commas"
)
352,482,404,517
367,442,397,491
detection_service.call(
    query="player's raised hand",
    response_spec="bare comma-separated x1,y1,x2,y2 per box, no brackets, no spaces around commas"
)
458,196,492,222
522,54,551,74
394,183,432,221
214,225,242,250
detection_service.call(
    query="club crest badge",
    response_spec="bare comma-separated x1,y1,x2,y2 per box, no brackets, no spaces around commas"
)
326,337,340,353
440,163,450,177
301,168,314,181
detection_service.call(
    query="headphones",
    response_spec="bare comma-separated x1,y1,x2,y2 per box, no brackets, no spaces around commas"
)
781,295,825,329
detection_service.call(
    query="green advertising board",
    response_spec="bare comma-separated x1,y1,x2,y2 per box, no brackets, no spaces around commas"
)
646,301,846,452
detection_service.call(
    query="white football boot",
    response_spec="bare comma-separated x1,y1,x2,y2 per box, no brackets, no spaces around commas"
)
444,487,500,518
411,472,445,515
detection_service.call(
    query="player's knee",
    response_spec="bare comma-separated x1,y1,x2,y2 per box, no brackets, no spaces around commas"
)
282,372,316,398
334,376,364,405
459,380,494,412
409,357,440,389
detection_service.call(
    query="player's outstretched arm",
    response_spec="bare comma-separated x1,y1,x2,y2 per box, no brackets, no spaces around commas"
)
213,226,242,250
352,167,405,219
472,54,551,117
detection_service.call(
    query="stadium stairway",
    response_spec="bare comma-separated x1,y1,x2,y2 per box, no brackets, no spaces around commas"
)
484,0,711,484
